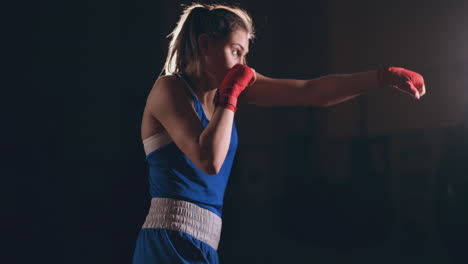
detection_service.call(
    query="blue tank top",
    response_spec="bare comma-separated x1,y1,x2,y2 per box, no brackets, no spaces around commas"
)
145,74,238,217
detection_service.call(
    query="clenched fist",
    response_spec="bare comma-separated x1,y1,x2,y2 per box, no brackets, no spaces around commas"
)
377,67,426,99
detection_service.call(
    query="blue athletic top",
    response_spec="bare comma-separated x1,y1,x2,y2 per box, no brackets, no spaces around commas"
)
145,74,238,217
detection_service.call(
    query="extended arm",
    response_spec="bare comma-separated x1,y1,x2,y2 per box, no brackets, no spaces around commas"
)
239,68,425,107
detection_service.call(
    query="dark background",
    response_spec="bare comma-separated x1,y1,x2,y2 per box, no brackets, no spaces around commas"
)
5,0,468,263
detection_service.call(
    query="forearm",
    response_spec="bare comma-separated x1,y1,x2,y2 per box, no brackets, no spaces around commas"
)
307,70,379,107
198,107,234,173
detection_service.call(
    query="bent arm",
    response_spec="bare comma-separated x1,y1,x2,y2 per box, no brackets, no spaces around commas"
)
149,76,234,175
239,70,379,107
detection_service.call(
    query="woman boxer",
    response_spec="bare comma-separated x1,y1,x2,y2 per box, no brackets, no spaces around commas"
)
132,3,425,263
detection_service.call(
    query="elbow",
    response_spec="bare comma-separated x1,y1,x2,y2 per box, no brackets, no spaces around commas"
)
197,139,224,175
199,160,222,175
319,100,332,108
304,79,328,108
197,136,225,175
198,149,222,175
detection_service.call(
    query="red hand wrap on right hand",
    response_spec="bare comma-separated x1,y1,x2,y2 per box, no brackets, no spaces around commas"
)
218,64,255,112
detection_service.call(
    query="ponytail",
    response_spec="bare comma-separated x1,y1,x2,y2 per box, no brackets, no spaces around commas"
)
162,3,255,77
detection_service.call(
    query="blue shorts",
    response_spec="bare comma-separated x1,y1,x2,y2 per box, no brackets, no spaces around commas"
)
132,228,219,264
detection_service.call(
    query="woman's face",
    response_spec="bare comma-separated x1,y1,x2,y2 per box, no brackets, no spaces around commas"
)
202,29,250,83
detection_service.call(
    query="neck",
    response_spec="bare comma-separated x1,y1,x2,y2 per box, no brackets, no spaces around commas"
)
185,70,219,109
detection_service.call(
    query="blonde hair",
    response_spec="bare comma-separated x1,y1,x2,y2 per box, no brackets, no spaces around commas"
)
162,3,255,77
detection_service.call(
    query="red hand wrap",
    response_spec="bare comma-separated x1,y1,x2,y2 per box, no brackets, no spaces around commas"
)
377,67,425,99
218,64,255,112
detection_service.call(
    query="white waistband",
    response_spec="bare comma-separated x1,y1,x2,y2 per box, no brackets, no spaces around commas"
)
142,198,222,250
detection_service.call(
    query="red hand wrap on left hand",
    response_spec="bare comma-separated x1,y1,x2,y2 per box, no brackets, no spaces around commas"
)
377,67,425,99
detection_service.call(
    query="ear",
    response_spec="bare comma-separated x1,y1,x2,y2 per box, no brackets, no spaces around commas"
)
198,33,210,55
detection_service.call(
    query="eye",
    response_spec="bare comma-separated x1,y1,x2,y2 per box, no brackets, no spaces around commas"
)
232,49,240,56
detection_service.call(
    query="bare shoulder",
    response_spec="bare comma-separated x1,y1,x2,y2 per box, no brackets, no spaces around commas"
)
149,75,186,99
146,75,191,116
